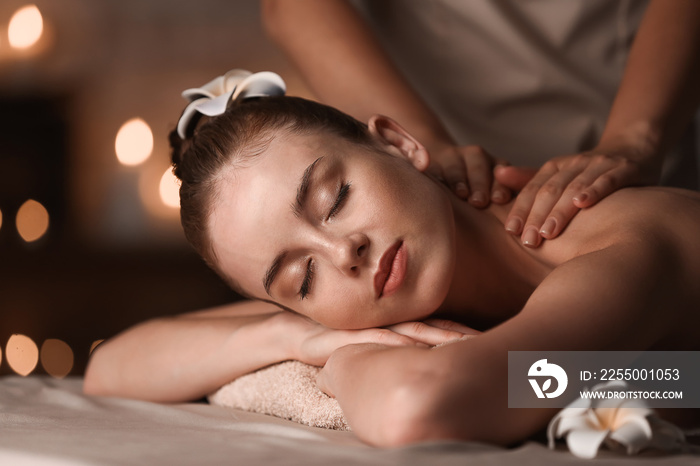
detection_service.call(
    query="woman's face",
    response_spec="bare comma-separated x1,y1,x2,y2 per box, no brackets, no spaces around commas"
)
208,122,457,329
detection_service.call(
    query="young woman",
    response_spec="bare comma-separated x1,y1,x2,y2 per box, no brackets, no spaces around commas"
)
84,72,700,448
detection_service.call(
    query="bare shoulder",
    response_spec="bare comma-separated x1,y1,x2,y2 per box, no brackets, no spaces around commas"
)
537,187,700,265
523,187,700,349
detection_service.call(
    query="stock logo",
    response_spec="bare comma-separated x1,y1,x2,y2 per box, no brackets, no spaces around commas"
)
528,359,568,398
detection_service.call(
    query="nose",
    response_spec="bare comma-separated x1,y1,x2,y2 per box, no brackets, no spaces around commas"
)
327,233,369,275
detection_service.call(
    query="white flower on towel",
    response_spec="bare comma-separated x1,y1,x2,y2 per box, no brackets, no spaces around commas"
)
547,380,686,459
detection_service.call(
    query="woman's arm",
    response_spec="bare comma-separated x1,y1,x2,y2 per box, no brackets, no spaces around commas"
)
83,301,294,402
83,300,473,402
504,0,700,246
261,0,509,206
318,240,681,446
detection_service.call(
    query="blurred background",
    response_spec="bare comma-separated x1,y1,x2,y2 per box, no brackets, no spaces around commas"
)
0,0,311,378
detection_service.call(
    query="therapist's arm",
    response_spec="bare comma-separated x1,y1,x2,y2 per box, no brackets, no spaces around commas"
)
261,0,511,206
503,0,700,247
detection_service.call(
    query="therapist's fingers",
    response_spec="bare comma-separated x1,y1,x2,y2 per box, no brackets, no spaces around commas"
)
441,153,470,200
463,145,498,207
426,145,469,199
524,189,582,243
517,154,643,244
535,161,624,239
504,160,561,236
519,171,585,247
490,160,514,204
573,159,644,208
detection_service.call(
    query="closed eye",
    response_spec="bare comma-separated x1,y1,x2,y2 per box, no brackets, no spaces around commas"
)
327,182,350,220
299,258,314,300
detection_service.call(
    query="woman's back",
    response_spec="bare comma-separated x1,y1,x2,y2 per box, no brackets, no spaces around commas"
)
514,186,700,350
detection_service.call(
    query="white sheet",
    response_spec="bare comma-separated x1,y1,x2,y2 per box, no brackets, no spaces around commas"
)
1,376,697,465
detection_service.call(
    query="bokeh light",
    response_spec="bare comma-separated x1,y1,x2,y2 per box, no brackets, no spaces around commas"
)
16,199,49,242
159,167,180,208
40,339,74,378
115,118,153,166
0,207,3,232
6,334,39,376
8,5,44,50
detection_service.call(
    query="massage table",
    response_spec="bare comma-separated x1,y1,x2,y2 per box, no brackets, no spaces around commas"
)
2,375,698,465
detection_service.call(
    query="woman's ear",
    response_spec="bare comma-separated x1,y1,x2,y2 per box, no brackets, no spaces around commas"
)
367,115,430,172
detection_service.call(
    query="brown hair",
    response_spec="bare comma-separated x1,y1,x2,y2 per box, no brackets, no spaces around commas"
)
169,96,373,293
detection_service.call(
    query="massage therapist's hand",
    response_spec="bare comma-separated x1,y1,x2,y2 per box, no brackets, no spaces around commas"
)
427,142,513,207
287,312,478,367
496,144,661,248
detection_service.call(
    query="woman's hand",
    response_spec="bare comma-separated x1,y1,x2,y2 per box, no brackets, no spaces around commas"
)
385,319,480,345
427,143,513,207
287,312,479,367
497,145,661,248
316,319,480,398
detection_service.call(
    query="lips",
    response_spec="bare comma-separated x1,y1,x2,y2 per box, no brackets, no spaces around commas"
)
374,241,407,298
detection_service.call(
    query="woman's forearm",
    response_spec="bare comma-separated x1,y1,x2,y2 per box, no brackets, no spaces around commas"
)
261,0,455,151
82,299,473,403
319,336,556,447
599,0,700,161
83,301,295,402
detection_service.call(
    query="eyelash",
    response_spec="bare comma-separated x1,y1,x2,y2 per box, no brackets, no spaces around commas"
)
327,182,351,220
299,182,351,300
299,258,314,300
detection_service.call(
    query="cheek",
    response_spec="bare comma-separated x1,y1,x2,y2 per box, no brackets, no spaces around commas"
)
305,276,369,329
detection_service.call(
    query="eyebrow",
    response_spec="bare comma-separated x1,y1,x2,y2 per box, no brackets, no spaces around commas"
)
293,156,324,218
263,156,324,297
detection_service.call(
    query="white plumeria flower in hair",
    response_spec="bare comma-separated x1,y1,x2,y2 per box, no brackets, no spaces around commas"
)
177,69,286,139
547,381,686,459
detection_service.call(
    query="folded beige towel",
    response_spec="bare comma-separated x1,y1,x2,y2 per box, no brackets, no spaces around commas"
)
209,337,475,430
209,360,350,430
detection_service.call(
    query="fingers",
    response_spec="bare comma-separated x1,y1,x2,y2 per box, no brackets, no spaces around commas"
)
299,327,420,366
517,165,585,247
461,146,493,207
505,154,643,247
355,328,426,347
504,160,561,238
430,145,513,207
385,320,476,346
573,160,640,208
422,318,482,335
438,155,470,200
490,160,513,204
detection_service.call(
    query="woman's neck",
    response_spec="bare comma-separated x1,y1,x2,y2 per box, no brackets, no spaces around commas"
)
437,195,550,329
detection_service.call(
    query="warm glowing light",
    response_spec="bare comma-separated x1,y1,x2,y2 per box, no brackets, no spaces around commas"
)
6,334,39,376
16,199,49,242
159,168,181,208
90,340,105,354
0,207,3,231
8,5,44,50
40,339,74,378
115,118,153,166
